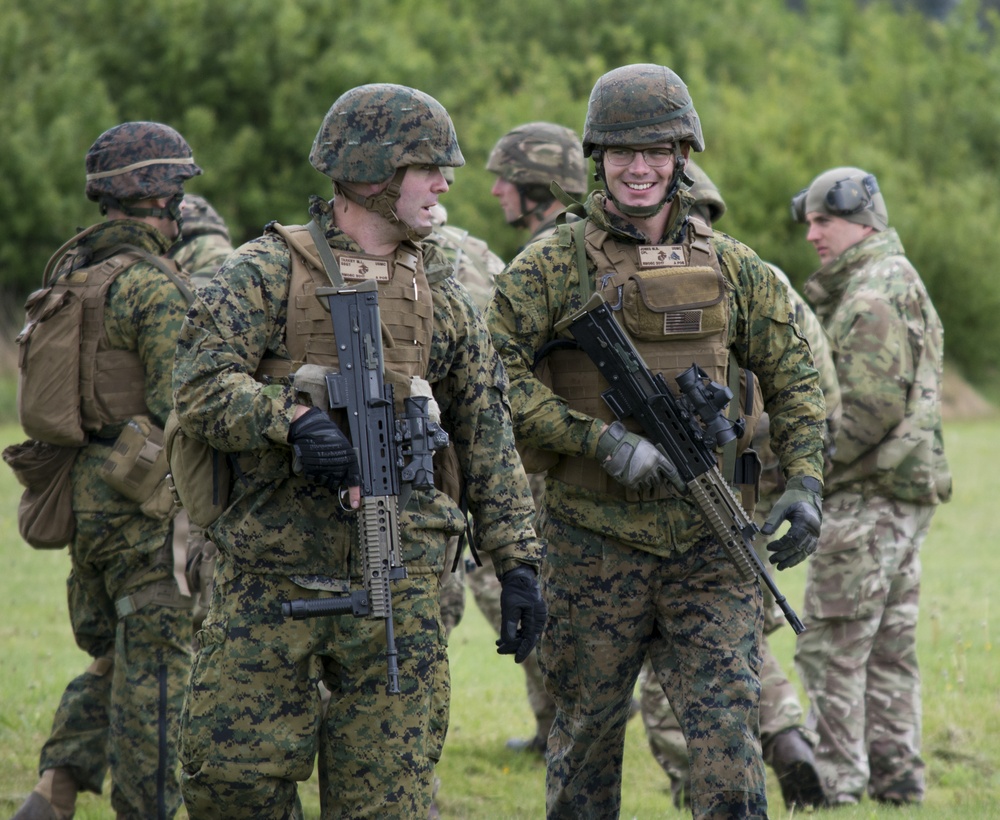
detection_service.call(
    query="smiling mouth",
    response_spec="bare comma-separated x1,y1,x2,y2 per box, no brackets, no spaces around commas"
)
625,182,654,191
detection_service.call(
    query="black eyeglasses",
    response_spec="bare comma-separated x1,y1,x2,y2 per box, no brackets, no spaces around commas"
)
603,147,675,167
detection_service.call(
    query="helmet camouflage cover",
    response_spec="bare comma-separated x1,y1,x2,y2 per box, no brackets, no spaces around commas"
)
85,121,201,202
583,63,704,157
310,83,465,183
486,121,587,196
178,193,231,240
685,158,726,224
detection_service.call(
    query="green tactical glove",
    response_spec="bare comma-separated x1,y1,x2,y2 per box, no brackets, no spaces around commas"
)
596,421,685,493
761,475,823,570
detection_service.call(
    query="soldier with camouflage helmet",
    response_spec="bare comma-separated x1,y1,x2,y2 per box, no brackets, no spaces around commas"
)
12,122,201,820
486,63,827,818
172,83,546,817
792,166,952,807
168,192,234,287
637,158,834,813
487,120,588,247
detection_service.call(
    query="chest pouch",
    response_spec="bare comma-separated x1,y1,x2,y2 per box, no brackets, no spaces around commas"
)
615,264,728,343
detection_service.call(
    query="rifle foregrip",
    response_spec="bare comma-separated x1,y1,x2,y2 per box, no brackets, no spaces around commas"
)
282,593,367,620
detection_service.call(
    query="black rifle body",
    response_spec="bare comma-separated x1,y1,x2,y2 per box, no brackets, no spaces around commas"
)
282,280,447,693
555,293,805,634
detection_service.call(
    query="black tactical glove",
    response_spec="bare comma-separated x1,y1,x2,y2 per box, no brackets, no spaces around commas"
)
288,407,360,488
761,475,823,570
496,565,546,663
596,421,685,493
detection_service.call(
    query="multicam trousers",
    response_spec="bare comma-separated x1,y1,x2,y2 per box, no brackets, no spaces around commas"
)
795,491,933,804
539,514,767,819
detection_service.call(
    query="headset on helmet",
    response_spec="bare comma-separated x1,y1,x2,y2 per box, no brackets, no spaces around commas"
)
791,167,888,231
85,121,201,223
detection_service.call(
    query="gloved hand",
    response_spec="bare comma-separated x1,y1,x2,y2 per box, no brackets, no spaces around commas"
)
761,475,823,570
496,565,546,663
596,421,684,493
288,406,360,488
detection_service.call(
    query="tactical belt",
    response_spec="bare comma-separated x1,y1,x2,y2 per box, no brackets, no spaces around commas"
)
115,578,191,618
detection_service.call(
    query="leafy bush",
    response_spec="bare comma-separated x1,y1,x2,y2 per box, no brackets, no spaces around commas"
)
2,0,999,383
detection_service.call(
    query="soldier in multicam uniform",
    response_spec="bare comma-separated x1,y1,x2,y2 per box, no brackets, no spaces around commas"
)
792,166,952,807
172,83,546,818
486,64,827,818
637,158,835,812
12,122,201,820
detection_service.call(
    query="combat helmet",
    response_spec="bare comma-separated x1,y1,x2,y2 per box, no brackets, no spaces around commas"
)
486,121,586,227
85,121,201,222
310,83,462,238
583,64,703,218
686,159,726,225
178,193,231,241
790,167,888,231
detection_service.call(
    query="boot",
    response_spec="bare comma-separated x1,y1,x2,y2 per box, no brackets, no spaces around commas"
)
505,734,546,756
11,768,78,820
769,728,826,810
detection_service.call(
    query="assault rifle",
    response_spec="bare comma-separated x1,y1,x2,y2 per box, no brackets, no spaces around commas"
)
552,292,805,634
281,280,450,693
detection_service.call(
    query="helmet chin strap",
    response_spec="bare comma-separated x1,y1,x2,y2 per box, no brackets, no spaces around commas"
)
595,148,692,219
334,168,428,242
510,188,549,230
99,193,185,231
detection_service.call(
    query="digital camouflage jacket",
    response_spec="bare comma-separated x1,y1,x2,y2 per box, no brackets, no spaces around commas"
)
803,229,951,505
487,190,827,555
172,216,543,582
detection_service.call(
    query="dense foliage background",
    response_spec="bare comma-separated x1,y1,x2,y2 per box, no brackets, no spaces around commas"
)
4,0,1000,386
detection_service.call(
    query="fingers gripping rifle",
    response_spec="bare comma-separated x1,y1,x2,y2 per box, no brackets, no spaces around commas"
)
552,292,805,634
281,280,450,693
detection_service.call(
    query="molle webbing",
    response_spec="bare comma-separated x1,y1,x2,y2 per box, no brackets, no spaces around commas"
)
547,215,744,498
261,223,434,403
63,250,156,430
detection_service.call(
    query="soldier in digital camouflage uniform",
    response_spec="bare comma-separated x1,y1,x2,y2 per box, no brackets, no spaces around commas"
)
487,121,588,251
423,184,507,633
12,122,201,820
791,166,952,807
637,158,836,812
169,192,235,288
433,121,590,759
486,64,827,819
172,83,546,819
166,193,237,642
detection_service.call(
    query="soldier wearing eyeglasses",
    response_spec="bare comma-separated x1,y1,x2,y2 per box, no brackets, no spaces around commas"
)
486,63,828,819
792,167,952,808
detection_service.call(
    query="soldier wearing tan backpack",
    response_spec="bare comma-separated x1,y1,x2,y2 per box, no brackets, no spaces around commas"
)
7,121,202,820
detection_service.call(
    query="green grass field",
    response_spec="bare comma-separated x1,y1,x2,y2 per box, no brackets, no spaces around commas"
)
1,418,998,819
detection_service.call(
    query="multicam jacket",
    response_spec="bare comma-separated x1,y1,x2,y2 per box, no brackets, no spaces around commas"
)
803,229,951,505
487,190,826,555
172,210,542,583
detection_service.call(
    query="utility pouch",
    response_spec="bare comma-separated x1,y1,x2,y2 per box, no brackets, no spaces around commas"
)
2,439,78,549
164,409,232,528
100,416,179,521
